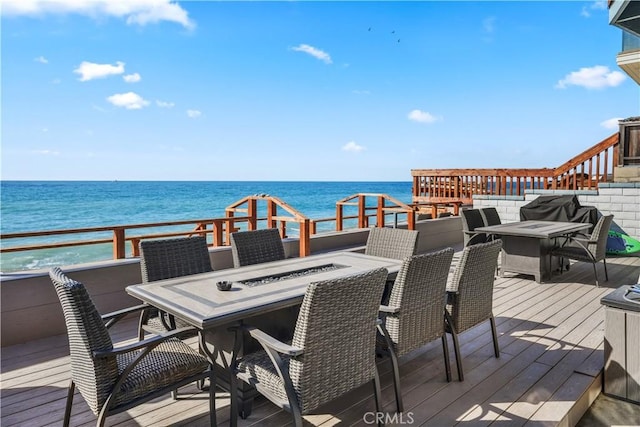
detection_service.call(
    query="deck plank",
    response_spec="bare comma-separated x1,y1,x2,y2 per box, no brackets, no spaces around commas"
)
2,255,639,427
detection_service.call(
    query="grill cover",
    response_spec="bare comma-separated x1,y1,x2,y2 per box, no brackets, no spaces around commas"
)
519,195,598,231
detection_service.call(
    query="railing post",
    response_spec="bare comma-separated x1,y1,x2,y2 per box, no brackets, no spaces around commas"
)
310,220,317,235
406,208,415,230
131,238,140,257
298,218,310,258
248,198,257,230
279,221,287,239
224,217,233,245
267,200,277,229
377,195,385,228
213,220,223,246
113,228,125,259
358,195,366,228
336,203,343,232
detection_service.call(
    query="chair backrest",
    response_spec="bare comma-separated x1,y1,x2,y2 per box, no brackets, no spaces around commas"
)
460,209,487,246
230,228,286,268
588,215,614,261
49,267,117,415
289,268,387,413
447,239,502,333
139,236,213,282
386,248,455,357
364,227,419,260
480,207,501,227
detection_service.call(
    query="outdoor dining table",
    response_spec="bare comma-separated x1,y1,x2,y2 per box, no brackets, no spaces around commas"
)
126,251,403,417
474,220,591,283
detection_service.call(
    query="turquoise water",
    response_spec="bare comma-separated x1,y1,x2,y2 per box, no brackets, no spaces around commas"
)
0,181,412,272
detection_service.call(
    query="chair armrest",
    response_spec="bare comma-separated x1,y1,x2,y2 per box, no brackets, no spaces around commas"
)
562,236,591,251
102,303,150,329
244,326,304,357
379,304,400,314
94,326,198,358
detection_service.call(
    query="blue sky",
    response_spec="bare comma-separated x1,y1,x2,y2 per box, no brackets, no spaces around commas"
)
1,0,638,181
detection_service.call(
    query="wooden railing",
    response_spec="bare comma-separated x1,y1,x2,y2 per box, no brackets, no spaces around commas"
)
1,193,423,268
552,133,619,190
335,193,416,231
225,194,311,257
0,216,251,260
3,192,415,267
412,133,620,204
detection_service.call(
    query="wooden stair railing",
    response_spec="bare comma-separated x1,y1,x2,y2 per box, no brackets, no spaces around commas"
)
412,133,620,203
552,133,619,190
335,193,415,231
225,194,311,257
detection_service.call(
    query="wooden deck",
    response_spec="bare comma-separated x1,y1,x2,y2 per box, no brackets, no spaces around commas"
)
2,254,639,427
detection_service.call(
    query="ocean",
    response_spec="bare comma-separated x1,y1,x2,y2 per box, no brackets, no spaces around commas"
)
0,181,412,272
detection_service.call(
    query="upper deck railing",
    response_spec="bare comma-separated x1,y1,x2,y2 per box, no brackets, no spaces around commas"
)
411,133,620,204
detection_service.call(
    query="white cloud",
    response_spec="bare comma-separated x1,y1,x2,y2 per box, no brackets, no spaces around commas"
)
123,72,141,83
52,78,61,84
106,92,150,109
291,44,332,64
74,61,124,81
408,109,441,124
601,117,622,130
1,0,195,30
34,55,48,64
156,100,175,108
187,109,202,118
342,141,365,152
555,65,626,89
581,1,606,17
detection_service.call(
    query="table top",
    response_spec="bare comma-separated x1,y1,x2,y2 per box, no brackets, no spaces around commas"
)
474,220,591,239
126,251,403,330
601,284,640,313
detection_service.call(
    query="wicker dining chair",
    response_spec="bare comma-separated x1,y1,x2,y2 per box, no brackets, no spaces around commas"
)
49,267,215,427
445,239,502,381
230,228,286,268
378,248,456,413
479,207,501,227
460,209,487,247
138,236,213,340
551,214,614,287
365,227,420,304
364,227,419,260
230,268,388,427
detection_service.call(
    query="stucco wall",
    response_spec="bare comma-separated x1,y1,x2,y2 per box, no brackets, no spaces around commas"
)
472,183,640,239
